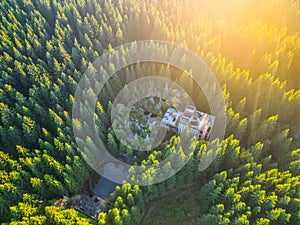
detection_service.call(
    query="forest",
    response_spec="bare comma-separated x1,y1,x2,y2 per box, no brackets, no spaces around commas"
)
0,0,299,224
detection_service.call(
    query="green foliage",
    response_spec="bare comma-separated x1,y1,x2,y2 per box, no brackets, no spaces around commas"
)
197,165,300,225
45,206,92,224
0,0,299,224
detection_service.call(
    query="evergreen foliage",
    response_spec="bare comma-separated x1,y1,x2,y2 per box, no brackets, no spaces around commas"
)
0,0,299,224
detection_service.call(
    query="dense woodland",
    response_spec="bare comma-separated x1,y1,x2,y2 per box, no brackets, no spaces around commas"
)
0,0,299,224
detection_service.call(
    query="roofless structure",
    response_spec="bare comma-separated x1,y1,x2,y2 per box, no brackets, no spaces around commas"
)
160,105,215,141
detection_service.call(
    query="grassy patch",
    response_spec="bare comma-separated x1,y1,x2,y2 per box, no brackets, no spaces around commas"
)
142,189,201,225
